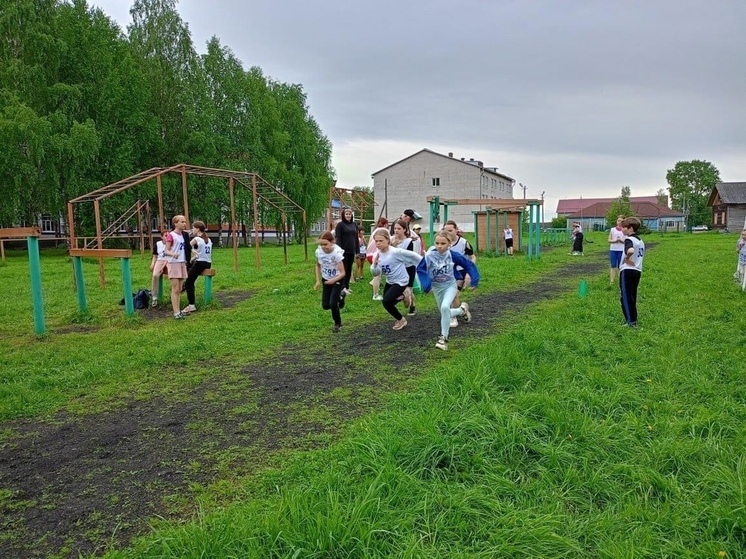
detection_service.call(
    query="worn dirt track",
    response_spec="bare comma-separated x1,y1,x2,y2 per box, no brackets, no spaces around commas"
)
0,255,607,559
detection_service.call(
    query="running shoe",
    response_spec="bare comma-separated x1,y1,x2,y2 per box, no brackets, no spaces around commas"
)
392,318,408,330
435,336,448,350
460,302,471,323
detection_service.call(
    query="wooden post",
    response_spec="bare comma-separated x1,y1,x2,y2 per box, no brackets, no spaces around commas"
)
229,177,238,272
0,239,4,262
157,174,164,232
94,199,105,287
181,165,189,224
252,174,260,269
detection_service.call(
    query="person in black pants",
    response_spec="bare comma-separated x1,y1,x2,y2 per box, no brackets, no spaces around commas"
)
182,221,212,314
334,207,359,293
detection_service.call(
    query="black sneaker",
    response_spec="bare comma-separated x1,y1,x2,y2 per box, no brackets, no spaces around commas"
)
333,324,342,333
408,306,416,316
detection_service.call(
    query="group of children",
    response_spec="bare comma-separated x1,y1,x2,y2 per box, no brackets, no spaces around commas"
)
150,215,213,319
316,211,480,350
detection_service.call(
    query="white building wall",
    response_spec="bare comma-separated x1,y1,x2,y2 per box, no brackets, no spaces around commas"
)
373,151,514,233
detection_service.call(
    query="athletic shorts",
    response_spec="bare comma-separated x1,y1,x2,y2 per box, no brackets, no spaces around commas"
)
152,260,168,277
609,251,623,267
167,262,188,279
505,238,513,248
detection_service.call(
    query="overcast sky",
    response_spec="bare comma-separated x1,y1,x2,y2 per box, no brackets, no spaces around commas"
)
92,0,746,216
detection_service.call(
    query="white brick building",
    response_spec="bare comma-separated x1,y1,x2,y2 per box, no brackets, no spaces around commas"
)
371,148,515,232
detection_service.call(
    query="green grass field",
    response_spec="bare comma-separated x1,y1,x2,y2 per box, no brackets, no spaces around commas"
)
1,231,745,558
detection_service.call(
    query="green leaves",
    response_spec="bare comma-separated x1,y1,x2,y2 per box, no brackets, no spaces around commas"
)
666,160,721,227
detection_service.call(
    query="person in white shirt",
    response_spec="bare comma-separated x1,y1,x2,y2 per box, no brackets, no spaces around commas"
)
165,215,189,319
314,231,346,332
608,215,626,283
504,226,514,256
182,221,213,314
149,230,168,307
371,229,422,331
619,217,645,327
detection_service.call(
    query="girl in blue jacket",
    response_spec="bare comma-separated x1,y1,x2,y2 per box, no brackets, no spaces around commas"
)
416,230,480,350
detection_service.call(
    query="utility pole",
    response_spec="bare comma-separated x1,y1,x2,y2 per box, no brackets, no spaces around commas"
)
540,191,545,226
519,183,527,199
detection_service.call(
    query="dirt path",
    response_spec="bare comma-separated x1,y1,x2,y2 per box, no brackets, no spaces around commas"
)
0,256,606,558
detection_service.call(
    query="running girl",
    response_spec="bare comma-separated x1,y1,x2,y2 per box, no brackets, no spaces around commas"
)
354,226,367,282
416,229,479,350
314,231,346,333
371,229,422,330
182,221,212,314
392,218,417,316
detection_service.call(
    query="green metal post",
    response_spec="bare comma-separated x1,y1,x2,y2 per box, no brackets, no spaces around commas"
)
157,274,164,299
27,236,46,335
204,276,213,303
121,258,135,316
73,256,88,313
429,196,439,248
482,207,492,252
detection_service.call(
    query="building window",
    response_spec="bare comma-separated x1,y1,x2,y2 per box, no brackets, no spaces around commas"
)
40,214,55,233
432,177,440,187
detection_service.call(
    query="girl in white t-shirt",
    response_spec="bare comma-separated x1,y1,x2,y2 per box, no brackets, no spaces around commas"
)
371,229,422,330
149,230,168,307
608,215,626,283
314,231,346,332
182,221,213,314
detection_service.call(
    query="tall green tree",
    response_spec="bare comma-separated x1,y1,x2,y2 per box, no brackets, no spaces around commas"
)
666,160,720,227
605,186,634,228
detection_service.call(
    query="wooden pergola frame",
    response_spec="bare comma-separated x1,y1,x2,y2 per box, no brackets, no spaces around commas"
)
68,164,307,286
327,184,376,229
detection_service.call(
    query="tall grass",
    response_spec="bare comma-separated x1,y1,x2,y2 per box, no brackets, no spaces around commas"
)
59,231,745,558
2,232,743,557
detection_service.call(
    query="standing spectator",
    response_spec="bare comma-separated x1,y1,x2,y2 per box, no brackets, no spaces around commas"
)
735,228,746,283
182,221,212,314
411,223,425,256
314,231,346,333
619,217,645,327
504,226,514,256
608,215,626,283
334,207,359,293
149,230,168,308
570,223,584,255
165,215,189,319
366,217,389,300
371,229,422,330
417,229,479,350
354,226,367,282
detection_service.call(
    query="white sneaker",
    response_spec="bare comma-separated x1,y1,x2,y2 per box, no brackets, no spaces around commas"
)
450,317,459,328
435,336,448,350
182,304,197,314
373,294,383,301
460,302,471,323
343,288,352,295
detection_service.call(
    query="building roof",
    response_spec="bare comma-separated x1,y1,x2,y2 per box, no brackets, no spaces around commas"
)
708,182,746,206
371,148,514,182
557,195,665,215
567,201,683,219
